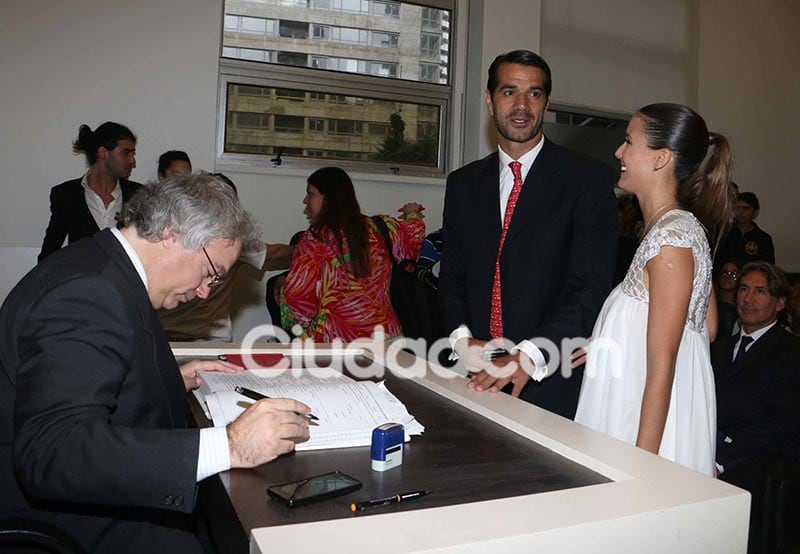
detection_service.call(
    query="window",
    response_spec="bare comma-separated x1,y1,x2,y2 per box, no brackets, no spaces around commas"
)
308,118,325,132
419,62,439,83
369,123,390,136
237,85,271,97
219,0,455,174
279,20,309,39
313,25,329,40
274,114,305,133
372,31,398,48
231,112,270,129
421,7,440,29
420,33,440,59
373,1,400,17
224,15,276,35
276,51,307,66
329,119,363,136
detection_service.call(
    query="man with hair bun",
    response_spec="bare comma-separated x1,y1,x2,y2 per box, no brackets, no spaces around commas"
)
38,121,143,262
2,173,311,552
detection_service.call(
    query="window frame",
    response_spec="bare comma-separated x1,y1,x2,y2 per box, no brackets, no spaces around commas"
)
216,0,462,178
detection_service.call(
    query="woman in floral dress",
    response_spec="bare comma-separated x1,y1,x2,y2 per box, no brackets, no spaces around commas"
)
281,167,425,342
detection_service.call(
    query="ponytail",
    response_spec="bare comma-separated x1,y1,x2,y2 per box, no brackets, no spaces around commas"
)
71,121,136,166
677,132,735,250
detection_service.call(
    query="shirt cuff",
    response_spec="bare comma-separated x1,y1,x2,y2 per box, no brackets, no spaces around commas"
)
196,427,231,482
511,340,549,381
448,325,472,360
243,243,268,269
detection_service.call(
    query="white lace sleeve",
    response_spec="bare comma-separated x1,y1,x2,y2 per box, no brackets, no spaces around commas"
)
641,221,694,263
620,210,712,332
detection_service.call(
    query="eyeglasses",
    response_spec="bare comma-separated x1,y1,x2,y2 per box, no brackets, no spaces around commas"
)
202,247,225,288
722,271,739,280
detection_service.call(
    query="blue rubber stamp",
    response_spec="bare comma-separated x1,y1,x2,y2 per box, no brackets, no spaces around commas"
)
371,423,404,472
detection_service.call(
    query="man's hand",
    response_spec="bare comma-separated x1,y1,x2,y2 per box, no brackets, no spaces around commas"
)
467,351,535,397
227,398,311,468
179,359,244,392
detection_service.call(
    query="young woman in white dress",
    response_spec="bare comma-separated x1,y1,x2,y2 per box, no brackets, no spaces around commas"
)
574,104,733,475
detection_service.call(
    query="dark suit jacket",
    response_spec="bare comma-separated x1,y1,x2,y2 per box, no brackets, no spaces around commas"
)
712,324,800,470
440,139,617,418
38,177,142,262
0,230,202,552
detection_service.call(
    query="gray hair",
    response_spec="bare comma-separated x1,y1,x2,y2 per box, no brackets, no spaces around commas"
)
117,172,261,255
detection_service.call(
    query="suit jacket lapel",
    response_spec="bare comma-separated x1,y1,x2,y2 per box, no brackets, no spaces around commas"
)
94,230,186,427
504,139,558,246
478,151,502,242
727,325,781,379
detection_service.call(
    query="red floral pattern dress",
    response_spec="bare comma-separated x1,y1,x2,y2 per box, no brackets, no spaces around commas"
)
281,215,425,342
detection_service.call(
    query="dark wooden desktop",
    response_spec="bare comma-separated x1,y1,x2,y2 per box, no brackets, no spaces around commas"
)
191,355,609,553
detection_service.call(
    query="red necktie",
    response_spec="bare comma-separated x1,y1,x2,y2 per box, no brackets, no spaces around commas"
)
489,161,524,339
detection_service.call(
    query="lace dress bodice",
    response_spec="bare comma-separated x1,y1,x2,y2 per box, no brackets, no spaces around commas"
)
619,210,712,332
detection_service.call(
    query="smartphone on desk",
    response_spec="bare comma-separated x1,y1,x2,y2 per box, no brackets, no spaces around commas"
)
267,471,362,507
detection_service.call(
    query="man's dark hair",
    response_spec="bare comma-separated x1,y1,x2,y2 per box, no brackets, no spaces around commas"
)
486,50,552,97
737,191,760,211
739,262,790,320
157,150,191,176
72,122,136,165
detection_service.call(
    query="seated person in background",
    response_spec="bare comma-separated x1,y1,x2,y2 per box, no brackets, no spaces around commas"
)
281,166,425,342
266,230,305,329
158,173,294,341
716,191,775,268
157,150,192,180
39,121,141,262
1,172,310,552
713,262,800,552
714,259,741,340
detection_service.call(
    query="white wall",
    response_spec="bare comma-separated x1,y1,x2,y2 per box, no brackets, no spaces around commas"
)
540,0,697,113
698,0,800,271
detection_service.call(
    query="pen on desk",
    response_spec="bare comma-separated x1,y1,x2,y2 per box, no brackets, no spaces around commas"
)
479,349,509,362
234,386,319,422
350,490,430,512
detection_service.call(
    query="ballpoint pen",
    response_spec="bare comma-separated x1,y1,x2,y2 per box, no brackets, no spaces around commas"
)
479,348,509,362
350,490,430,512
234,386,320,422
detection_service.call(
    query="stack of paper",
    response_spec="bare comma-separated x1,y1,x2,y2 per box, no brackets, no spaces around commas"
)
195,369,424,451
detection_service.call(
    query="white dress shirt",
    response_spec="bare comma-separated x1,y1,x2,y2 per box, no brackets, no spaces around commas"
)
110,228,231,481
449,140,549,380
82,172,123,231
731,321,777,361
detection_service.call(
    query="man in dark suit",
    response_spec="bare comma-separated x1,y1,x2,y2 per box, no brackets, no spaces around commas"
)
713,262,800,553
1,173,311,552
439,50,617,419
38,121,143,262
